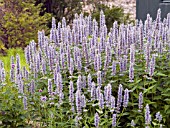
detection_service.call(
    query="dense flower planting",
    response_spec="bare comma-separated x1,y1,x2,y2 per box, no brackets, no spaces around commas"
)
0,9,170,127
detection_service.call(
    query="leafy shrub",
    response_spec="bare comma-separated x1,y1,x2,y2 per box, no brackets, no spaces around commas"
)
0,9,170,128
91,4,133,29
0,0,51,50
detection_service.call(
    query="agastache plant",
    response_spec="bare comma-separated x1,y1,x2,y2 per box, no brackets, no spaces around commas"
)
149,54,156,77
99,93,104,109
110,96,115,112
91,82,96,101
112,61,117,75
129,63,134,82
76,90,82,115
0,68,6,83
144,42,151,72
10,56,15,82
97,71,102,88
123,88,129,108
117,84,123,112
16,54,21,75
23,96,27,110
81,94,86,108
77,75,82,91
94,112,100,128
48,79,53,95
138,92,143,112
96,86,101,101
129,44,135,82
145,104,151,126
105,83,112,107
69,81,74,104
112,114,117,127
0,9,169,128
30,80,35,94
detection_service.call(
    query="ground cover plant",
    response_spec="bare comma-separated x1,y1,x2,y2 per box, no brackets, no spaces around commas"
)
0,9,170,128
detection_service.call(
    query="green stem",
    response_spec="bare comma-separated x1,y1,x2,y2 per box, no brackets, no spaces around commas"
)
117,108,125,126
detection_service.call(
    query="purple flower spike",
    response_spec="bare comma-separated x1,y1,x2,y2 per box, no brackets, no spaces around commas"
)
110,96,115,111
94,112,100,128
112,114,117,127
91,82,96,101
106,84,112,107
130,44,135,65
112,61,117,75
30,80,35,94
69,81,74,104
96,86,101,101
145,104,151,125
123,88,129,108
129,63,134,82
77,75,82,91
23,96,27,110
117,84,123,112
149,54,155,77
138,92,143,112
16,54,21,75
76,90,82,115
81,94,86,108
48,79,53,95
97,71,102,88
99,93,104,109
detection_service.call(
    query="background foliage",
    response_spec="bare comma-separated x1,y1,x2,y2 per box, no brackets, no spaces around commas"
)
35,0,83,24
0,0,51,51
91,4,132,29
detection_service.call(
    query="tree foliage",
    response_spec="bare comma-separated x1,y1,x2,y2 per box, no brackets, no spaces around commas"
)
35,0,82,24
0,0,51,50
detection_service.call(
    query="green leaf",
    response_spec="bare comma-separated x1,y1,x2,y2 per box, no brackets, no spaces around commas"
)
96,109,103,114
84,122,90,128
156,72,167,77
144,85,156,94
152,121,159,126
100,119,108,126
164,105,169,112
